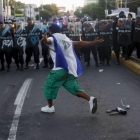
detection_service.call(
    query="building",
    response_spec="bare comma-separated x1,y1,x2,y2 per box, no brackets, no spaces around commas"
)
75,7,83,13
58,7,66,12
84,0,98,6
18,4,37,21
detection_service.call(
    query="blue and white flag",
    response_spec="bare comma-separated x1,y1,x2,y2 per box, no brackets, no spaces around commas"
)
51,34,83,77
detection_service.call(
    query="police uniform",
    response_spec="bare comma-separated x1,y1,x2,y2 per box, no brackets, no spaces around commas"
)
13,23,27,71
25,23,41,69
133,17,140,59
0,23,14,71
83,24,98,67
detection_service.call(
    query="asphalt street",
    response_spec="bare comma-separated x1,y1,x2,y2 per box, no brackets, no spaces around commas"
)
0,54,140,140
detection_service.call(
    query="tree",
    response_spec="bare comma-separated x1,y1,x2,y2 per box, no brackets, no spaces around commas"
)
40,10,51,20
74,10,83,18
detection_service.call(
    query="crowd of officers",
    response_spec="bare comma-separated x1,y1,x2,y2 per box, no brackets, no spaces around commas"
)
0,12,140,72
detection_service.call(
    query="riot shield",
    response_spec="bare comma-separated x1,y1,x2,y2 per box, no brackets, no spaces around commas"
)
0,24,13,51
27,23,41,47
41,23,49,35
117,18,132,45
133,19,140,42
60,23,69,37
13,23,27,49
99,20,113,46
83,20,98,42
68,22,82,41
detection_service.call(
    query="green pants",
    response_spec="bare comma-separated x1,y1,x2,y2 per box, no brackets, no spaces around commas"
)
44,69,84,99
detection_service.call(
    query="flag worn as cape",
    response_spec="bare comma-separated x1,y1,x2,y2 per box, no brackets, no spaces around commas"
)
51,34,83,77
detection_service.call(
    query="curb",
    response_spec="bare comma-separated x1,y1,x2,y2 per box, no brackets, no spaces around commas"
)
112,51,140,75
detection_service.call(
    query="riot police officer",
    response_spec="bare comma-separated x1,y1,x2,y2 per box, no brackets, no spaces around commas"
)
0,22,14,71
83,23,99,67
133,15,140,59
13,23,27,71
25,18,41,69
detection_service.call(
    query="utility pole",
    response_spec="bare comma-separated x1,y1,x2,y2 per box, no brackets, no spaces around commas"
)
30,4,31,18
13,0,15,18
125,0,127,8
0,0,3,22
42,0,43,10
7,0,9,21
120,0,122,8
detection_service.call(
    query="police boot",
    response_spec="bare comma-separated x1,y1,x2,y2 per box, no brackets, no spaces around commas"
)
116,59,120,65
24,63,29,69
7,64,10,72
86,62,90,67
36,64,39,69
0,63,5,71
21,64,24,71
42,63,48,68
102,61,105,66
16,63,20,70
106,60,110,66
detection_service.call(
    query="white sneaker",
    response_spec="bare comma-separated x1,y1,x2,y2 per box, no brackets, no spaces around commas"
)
89,97,97,114
41,105,55,113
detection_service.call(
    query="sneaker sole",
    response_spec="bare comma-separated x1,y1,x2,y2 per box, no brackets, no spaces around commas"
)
92,98,97,114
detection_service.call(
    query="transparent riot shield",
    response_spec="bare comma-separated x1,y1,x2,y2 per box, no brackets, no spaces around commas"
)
99,20,113,46
117,18,132,45
133,19,140,42
83,20,99,42
13,23,27,49
27,23,41,47
0,24,13,51
60,23,69,37
68,22,82,41
41,23,49,34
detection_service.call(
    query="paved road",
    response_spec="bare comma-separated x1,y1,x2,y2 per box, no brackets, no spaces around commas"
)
0,55,140,140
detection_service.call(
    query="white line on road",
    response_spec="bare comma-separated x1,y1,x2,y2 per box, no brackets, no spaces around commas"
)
8,79,33,140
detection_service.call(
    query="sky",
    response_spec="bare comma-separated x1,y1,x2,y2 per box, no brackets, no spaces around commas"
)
16,0,84,10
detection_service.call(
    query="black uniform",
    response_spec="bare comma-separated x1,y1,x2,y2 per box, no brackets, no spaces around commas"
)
13,24,27,70
99,21,113,65
25,24,41,69
133,20,140,58
118,20,131,60
113,18,120,64
83,27,98,66
0,24,14,71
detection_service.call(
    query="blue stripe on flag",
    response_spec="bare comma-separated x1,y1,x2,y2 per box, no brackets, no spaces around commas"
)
51,35,69,73
71,43,83,77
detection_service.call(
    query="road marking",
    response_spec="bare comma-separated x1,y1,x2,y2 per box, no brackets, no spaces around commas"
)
8,79,33,140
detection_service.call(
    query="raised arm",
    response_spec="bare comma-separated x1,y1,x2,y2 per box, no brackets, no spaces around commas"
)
41,33,52,45
73,37,104,46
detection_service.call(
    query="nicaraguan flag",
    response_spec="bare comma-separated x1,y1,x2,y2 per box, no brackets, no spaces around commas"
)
51,34,83,77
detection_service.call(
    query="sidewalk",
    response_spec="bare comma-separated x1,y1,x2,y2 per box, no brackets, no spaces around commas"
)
112,51,140,75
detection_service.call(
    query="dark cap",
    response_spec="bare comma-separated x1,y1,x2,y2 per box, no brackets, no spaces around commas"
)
27,18,33,22
119,11,126,18
49,23,60,34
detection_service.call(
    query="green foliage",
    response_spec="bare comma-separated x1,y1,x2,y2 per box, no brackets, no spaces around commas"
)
16,10,23,14
74,10,83,18
75,0,116,19
40,10,51,20
127,0,140,14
